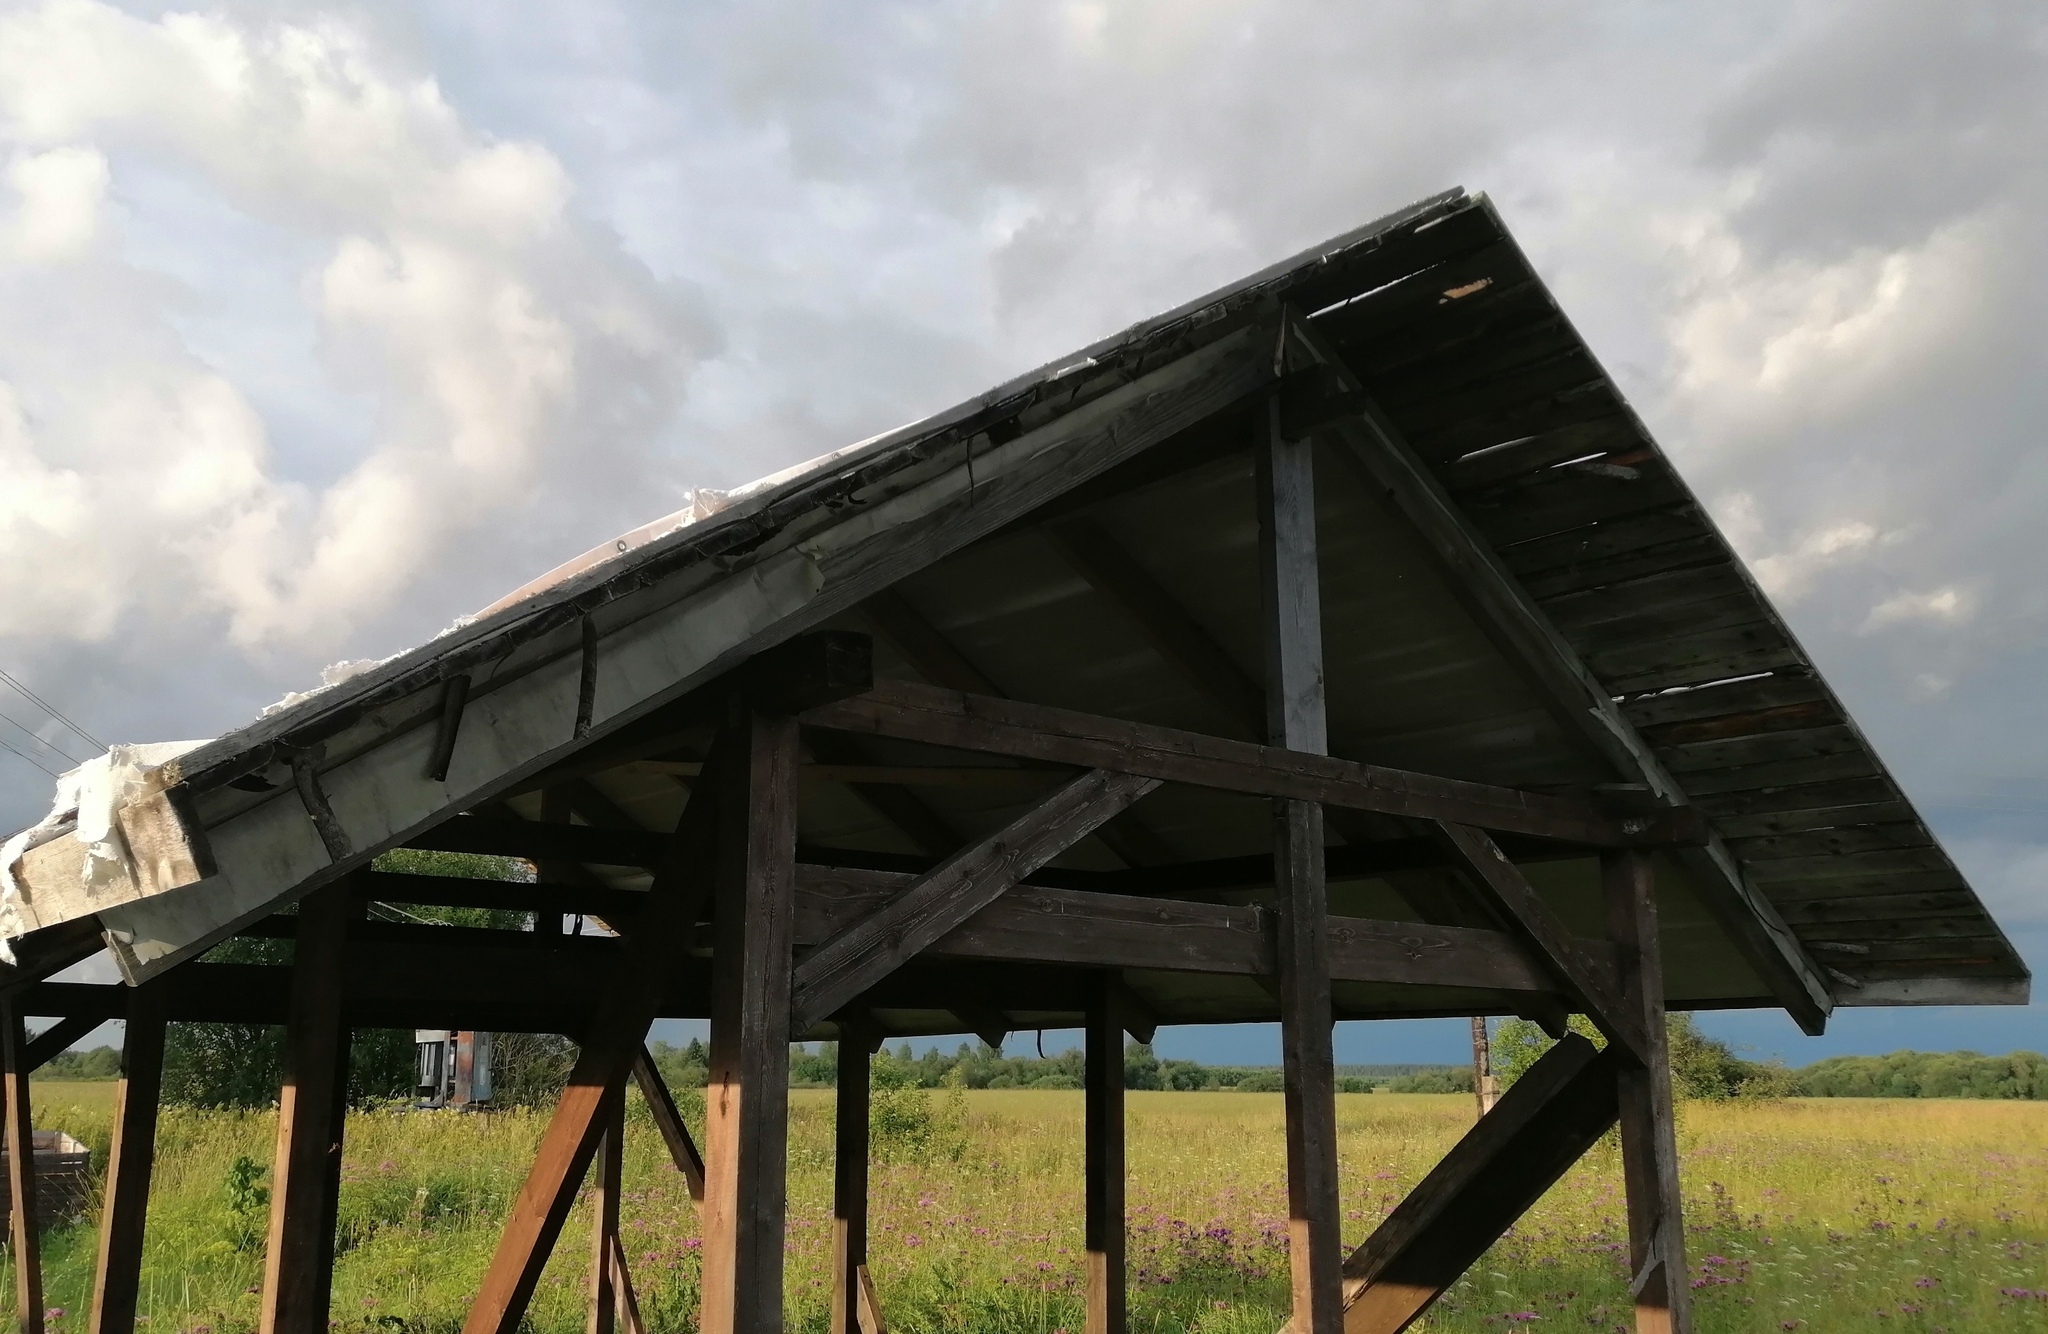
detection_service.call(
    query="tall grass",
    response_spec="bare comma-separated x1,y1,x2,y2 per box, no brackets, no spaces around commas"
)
15,1083,2047,1332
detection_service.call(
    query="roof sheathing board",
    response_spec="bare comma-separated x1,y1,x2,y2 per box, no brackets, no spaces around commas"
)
1303,196,2026,999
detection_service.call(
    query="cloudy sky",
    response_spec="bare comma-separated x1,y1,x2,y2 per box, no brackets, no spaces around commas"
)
1,0,2043,1063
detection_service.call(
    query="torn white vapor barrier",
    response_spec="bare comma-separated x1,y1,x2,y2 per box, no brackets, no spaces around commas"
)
0,740,207,963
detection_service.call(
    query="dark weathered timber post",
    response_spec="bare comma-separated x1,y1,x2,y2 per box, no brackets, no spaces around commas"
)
831,1027,871,1334
700,708,800,1334
259,881,351,1334
587,1087,625,1334
1257,380,1343,1334
1602,851,1693,1334
1084,976,1127,1334
1,998,43,1334
88,981,169,1334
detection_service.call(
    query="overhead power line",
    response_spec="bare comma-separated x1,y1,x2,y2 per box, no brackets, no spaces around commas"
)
0,733,61,779
0,708,86,769
0,668,103,754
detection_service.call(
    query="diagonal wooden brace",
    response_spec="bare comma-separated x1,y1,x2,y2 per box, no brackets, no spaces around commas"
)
788,768,1160,1032
462,729,730,1334
1432,821,1651,1065
1331,1034,1622,1334
631,1045,706,1204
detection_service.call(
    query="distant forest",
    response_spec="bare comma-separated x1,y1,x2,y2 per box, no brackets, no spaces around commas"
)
38,1032,2048,1102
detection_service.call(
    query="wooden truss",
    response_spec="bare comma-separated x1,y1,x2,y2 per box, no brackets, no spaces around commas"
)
0,370,1705,1334
0,645,1705,1334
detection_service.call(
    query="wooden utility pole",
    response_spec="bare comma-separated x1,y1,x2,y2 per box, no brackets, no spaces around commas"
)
1470,1017,1498,1117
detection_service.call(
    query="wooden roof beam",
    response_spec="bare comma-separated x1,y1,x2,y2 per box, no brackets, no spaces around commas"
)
804,680,1700,848
1281,309,1833,1034
861,587,1178,868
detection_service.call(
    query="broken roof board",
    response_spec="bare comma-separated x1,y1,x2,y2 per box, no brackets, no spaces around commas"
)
4,187,2027,1025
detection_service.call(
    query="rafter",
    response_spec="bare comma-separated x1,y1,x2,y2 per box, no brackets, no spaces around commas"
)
1280,310,1832,1034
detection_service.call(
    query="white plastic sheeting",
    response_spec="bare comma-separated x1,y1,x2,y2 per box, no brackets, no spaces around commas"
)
0,740,206,962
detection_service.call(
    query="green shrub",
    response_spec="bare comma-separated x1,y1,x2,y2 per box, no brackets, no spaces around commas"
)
222,1154,269,1252
1491,1013,1788,1100
1794,1049,2048,1099
1387,1068,1474,1094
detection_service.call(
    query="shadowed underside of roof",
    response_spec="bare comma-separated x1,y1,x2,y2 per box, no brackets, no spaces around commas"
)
3,187,2026,1031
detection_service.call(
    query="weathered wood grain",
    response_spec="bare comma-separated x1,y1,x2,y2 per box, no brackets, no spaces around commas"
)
1727,823,1937,862
87,982,167,1334
1656,725,1867,776
1605,850,1693,1334
700,712,801,1334
1619,672,1831,731
1592,633,1805,698
1278,314,1830,1034
1256,379,1342,1334
260,883,351,1334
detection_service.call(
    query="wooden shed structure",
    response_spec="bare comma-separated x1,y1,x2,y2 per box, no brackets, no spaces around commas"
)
0,187,2029,1334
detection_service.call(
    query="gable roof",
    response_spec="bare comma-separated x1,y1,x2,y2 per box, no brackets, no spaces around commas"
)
4,187,2026,1026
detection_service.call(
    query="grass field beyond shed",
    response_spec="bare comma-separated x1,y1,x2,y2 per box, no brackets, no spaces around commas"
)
11,1084,2048,1332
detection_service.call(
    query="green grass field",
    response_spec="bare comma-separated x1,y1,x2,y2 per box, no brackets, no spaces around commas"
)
13,1082,2048,1332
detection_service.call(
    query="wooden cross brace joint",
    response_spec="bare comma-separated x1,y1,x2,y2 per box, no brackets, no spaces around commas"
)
1431,820,1653,1067
788,767,1161,1034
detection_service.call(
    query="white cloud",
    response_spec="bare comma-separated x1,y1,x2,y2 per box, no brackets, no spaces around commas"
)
0,1,712,655
1862,586,1972,634
4,146,107,261
1726,512,1904,606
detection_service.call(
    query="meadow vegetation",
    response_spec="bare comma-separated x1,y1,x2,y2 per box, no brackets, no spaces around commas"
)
9,1077,2046,1333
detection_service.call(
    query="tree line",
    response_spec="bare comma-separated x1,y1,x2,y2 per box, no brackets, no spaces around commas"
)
40,1026,2048,1103
32,845,2045,1107
644,1037,1475,1095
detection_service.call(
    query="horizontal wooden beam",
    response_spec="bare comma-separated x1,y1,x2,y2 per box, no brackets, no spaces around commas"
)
798,867,1566,994
22,874,1586,1034
401,819,1591,896
802,680,1701,847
